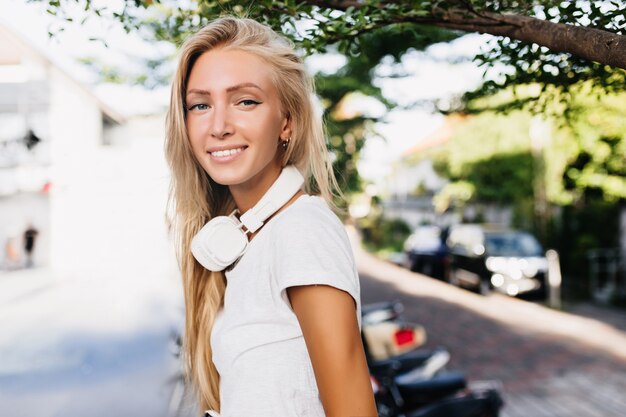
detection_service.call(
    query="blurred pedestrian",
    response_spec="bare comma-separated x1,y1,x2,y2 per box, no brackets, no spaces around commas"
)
3,237,19,270
164,17,375,417
23,223,39,268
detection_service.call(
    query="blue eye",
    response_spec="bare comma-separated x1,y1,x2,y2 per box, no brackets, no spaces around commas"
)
188,103,209,111
239,99,261,107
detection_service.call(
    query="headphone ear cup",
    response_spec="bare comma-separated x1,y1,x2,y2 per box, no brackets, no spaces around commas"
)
191,216,249,271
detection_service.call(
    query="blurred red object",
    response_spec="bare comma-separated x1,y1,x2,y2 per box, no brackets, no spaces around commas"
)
394,328,416,347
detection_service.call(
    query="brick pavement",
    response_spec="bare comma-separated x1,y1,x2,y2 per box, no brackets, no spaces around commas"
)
349,227,626,417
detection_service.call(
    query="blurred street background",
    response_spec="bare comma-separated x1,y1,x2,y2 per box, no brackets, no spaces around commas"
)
1,1,625,416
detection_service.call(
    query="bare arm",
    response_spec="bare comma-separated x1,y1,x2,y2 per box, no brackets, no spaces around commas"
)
287,284,378,417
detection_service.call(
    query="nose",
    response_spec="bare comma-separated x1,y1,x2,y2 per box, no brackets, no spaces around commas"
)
209,105,233,139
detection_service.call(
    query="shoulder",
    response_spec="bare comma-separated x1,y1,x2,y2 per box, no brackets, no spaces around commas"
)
272,195,352,255
272,194,344,233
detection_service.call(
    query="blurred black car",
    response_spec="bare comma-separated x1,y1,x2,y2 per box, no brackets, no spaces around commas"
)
446,224,548,296
403,225,449,280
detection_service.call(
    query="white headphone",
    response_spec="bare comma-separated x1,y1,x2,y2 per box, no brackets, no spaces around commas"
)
191,165,305,271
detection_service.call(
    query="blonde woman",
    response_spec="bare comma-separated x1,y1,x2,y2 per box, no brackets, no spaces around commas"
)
165,16,377,417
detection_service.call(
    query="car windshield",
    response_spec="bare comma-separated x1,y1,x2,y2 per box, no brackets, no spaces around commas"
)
484,232,543,257
409,227,442,251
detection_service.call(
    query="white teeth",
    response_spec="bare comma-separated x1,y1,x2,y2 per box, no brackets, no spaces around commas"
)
210,147,244,157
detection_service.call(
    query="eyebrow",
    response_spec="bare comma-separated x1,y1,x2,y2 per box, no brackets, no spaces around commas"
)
186,82,264,97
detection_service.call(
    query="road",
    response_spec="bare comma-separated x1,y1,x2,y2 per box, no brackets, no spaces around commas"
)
352,232,626,417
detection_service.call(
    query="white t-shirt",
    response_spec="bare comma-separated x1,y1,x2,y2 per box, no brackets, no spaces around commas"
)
205,194,362,417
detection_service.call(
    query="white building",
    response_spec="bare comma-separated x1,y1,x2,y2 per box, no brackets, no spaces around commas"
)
382,113,514,229
0,23,124,270
382,114,464,229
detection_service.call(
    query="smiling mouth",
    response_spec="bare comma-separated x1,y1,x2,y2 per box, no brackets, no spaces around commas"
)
209,146,248,158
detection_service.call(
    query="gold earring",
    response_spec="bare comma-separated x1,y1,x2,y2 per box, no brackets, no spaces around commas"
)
281,137,291,149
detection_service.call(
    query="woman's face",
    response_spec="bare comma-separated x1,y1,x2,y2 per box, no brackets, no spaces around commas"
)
185,48,290,194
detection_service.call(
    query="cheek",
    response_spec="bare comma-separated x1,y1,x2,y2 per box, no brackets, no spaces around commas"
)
186,120,205,158
260,110,286,140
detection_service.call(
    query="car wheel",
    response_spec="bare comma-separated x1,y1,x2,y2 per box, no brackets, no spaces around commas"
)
422,261,433,277
402,254,412,270
478,278,491,296
413,257,425,273
448,268,460,287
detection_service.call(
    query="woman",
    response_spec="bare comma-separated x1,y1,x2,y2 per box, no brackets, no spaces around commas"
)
165,16,377,417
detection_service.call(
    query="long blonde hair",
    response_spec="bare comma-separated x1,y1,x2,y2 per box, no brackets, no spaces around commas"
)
164,16,341,413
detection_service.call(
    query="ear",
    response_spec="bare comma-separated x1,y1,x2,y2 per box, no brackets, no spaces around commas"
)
279,112,292,140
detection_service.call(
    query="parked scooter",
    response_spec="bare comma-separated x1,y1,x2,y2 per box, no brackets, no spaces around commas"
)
362,300,428,361
362,300,452,376
370,360,503,417
361,300,504,417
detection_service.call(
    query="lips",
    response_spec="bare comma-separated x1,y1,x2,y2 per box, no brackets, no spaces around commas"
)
207,145,248,162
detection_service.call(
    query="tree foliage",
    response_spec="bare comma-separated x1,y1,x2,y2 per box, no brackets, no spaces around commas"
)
315,24,458,197
422,85,626,215
558,92,626,202
31,0,626,200
34,0,626,112
425,110,537,212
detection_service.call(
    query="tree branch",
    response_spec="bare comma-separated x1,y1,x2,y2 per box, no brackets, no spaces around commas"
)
423,11,626,70
301,1,626,70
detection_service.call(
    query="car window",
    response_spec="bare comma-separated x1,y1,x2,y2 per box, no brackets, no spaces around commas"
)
484,232,543,257
407,226,442,251
448,225,482,255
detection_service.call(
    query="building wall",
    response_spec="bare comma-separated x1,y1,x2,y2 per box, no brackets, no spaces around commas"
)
47,68,109,273
382,195,513,232
386,158,447,199
0,36,52,268
48,114,174,278
48,67,103,187
0,24,129,274
0,59,52,195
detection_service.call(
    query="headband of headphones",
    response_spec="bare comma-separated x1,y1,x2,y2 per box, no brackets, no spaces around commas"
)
191,165,304,271
239,165,304,233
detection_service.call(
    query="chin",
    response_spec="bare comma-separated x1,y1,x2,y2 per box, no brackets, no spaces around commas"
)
210,159,281,185
206,171,242,187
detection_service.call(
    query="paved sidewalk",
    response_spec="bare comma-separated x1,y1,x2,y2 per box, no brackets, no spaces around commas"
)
350,227,626,417
0,267,59,305
0,267,184,417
